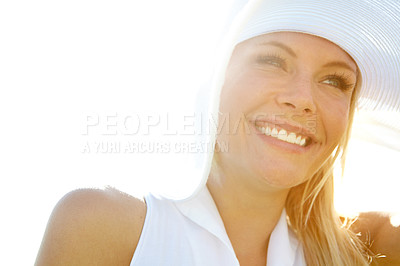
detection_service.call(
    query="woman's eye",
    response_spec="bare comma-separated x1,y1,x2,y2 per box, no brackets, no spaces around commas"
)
321,75,354,91
256,55,287,70
321,79,340,87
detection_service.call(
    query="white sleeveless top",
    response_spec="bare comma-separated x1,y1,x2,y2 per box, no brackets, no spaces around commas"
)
130,187,306,266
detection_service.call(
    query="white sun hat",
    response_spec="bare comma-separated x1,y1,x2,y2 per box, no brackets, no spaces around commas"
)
158,0,400,200
231,0,400,112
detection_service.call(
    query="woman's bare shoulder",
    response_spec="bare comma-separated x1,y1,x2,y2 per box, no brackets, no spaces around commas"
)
351,212,400,265
35,187,146,266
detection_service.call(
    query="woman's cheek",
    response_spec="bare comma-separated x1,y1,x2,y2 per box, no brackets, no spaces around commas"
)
326,100,350,139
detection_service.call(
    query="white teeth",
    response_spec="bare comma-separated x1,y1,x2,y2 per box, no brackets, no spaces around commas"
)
278,129,287,135
300,138,306,146
277,129,287,141
256,126,308,147
287,132,297,144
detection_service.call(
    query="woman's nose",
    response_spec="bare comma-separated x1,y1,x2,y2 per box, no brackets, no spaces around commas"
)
275,74,317,114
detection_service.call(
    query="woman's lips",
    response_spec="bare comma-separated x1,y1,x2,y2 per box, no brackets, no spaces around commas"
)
248,120,317,152
253,119,317,146
255,125,308,146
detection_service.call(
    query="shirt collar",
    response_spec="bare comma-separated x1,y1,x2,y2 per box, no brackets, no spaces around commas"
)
174,186,305,266
174,186,234,251
267,208,304,265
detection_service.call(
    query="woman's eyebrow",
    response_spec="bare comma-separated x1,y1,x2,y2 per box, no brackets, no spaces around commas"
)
258,41,297,58
323,61,357,74
258,41,357,74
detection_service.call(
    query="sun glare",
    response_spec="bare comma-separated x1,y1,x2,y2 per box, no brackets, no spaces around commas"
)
2,1,233,265
334,111,400,217
3,1,399,265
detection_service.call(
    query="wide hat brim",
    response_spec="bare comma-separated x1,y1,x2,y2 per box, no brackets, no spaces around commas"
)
235,0,400,112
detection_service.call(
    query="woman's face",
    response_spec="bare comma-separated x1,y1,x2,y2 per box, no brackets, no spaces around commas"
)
216,32,357,190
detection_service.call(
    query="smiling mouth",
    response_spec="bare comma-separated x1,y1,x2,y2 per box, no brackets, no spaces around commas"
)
255,125,311,147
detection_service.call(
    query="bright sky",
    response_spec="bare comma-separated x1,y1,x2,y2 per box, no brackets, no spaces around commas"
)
335,114,400,217
1,1,233,265
1,1,399,265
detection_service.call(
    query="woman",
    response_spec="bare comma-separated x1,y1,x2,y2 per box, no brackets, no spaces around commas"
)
35,0,400,265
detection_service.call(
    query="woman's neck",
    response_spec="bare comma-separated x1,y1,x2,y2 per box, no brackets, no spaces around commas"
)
206,168,290,266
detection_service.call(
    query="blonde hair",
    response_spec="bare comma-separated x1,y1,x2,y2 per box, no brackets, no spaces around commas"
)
285,78,373,265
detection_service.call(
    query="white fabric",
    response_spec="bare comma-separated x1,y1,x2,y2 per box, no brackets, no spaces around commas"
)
130,186,306,266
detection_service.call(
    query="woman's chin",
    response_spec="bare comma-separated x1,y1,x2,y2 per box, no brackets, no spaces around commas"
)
253,165,312,190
